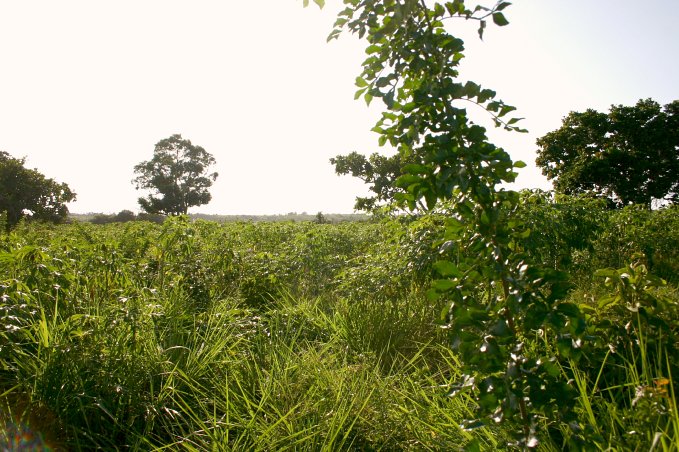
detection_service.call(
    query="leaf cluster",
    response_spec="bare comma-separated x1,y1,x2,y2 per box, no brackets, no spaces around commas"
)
0,151,76,231
330,151,414,212
326,1,525,213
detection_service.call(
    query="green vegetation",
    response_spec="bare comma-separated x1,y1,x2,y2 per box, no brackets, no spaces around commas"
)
71,211,369,225
133,134,219,216
0,151,76,232
536,99,679,207
331,151,414,213
1,1,677,450
319,0,677,445
1,199,678,449
325,1,583,445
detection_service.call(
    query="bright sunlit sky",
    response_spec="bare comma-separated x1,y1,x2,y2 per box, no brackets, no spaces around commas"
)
1,1,678,215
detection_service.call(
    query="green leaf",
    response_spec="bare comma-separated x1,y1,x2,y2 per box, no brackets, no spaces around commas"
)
555,302,581,318
541,359,560,378
355,76,369,88
594,268,618,278
427,288,442,301
578,303,596,312
492,12,509,26
478,392,498,411
462,81,480,98
395,174,421,188
425,190,437,210
434,260,461,278
477,19,486,40
513,160,527,168
496,2,511,11
463,439,481,452
365,44,381,54
556,337,573,358
597,295,619,309
403,163,430,175
489,319,511,337
432,279,456,291
518,228,530,239
327,30,341,42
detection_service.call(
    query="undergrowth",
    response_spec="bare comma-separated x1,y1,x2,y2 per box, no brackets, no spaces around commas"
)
0,204,678,450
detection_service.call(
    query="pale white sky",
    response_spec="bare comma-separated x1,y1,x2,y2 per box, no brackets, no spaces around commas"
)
1,1,677,214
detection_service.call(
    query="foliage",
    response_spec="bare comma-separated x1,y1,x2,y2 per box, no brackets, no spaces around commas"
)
593,205,679,282
0,219,463,449
0,151,76,231
590,260,679,385
318,0,592,446
0,217,678,449
513,190,608,273
536,99,679,207
336,214,439,303
314,1,679,448
504,195,679,285
572,260,679,449
133,134,218,215
330,151,413,212
314,211,328,224
1,0,678,448
88,209,165,225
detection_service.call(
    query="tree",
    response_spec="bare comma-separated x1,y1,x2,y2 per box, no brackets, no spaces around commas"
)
330,151,413,212
0,151,76,231
133,134,218,215
536,99,679,207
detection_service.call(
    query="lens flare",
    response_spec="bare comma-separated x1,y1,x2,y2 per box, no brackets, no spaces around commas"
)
0,422,52,451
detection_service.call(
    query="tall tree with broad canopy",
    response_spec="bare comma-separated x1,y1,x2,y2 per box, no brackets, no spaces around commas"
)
0,151,76,231
536,99,679,207
133,134,218,215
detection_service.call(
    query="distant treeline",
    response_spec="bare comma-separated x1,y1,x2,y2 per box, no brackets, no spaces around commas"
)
71,210,370,224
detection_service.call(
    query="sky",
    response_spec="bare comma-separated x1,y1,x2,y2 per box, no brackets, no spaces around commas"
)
1,1,678,215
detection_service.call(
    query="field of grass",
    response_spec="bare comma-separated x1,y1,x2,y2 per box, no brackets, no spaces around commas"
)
1,202,678,450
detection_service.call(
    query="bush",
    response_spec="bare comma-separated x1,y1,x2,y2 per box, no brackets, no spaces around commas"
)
593,205,679,281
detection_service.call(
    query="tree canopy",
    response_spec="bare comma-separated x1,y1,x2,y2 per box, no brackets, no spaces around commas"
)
133,134,218,215
0,151,76,231
536,99,679,207
330,151,413,212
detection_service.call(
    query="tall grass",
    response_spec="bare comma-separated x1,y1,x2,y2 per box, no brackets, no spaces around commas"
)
1,213,678,449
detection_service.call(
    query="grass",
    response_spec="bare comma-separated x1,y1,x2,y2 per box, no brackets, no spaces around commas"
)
1,218,678,449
